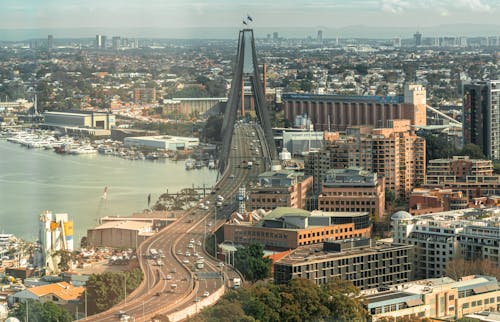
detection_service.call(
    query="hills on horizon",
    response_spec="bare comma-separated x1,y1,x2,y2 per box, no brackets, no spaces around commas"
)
1,24,499,41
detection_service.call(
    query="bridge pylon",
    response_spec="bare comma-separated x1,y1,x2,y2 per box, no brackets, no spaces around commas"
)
218,29,277,173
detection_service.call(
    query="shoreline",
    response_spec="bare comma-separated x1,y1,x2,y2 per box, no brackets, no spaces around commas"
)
0,139,218,242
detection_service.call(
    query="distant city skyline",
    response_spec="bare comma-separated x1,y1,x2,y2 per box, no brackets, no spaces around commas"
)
0,0,499,40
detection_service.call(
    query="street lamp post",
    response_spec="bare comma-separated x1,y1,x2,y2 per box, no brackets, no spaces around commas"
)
85,288,87,318
123,274,127,304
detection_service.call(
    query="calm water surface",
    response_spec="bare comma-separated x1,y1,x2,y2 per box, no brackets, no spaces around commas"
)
0,140,217,243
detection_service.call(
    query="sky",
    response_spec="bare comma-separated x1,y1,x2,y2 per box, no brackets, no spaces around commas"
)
0,0,499,38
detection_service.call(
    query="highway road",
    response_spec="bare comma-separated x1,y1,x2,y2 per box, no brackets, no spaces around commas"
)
83,123,269,321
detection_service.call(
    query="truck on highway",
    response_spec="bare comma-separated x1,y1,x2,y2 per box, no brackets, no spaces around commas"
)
232,277,241,289
196,259,204,269
247,161,253,169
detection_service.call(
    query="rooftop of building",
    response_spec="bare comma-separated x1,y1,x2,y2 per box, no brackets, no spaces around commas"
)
323,168,377,187
276,240,409,266
362,275,498,307
263,207,368,221
392,207,500,229
465,311,500,321
258,169,305,179
43,110,110,116
363,291,422,308
264,207,311,220
281,93,404,104
26,281,84,301
89,220,154,235
171,97,227,101
309,210,368,218
124,135,199,142
428,155,492,163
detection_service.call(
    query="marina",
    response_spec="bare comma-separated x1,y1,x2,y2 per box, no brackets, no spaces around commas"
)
2,128,217,167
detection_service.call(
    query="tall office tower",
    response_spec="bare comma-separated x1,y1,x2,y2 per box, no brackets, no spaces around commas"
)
101,35,107,50
96,34,106,50
414,31,422,46
47,34,54,50
463,80,500,160
317,30,323,43
393,36,401,47
96,34,102,49
273,32,279,41
112,36,121,51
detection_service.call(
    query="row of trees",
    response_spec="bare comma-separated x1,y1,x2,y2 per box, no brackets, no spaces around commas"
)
191,278,368,322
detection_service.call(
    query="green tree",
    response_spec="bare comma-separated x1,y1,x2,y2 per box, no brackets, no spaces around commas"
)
9,300,73,322
458,143,485,159
494,161,500,174
240,281,281,322
281,279,330,321
419,133,459,161
234,243,272,282
80,236,88,248
83,268,143,314
321,278,369,322
202,115,223,142
53,250,73,272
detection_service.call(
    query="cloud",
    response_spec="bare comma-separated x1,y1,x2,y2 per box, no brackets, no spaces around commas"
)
455,0,491,12
380,0,410,13
379,0,495,14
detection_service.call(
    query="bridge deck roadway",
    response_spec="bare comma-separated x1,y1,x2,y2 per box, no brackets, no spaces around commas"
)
83,123,269,321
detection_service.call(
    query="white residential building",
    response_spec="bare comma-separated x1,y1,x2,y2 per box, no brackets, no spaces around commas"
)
391,208,500,279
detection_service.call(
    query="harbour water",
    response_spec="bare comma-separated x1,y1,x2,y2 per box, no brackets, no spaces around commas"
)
0,140,217,243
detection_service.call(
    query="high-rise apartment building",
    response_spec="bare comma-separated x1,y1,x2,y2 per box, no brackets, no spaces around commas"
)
305,120,426,199
283,84,426,131
462,80,500,160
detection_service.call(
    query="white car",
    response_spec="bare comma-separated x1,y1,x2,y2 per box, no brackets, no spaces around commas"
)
166,275,172,280
189,239,195,244
185,251,191,257
203,291,210,297
187,243,194,249
176,250,182,255
196,240,202,246
183,259,189,264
